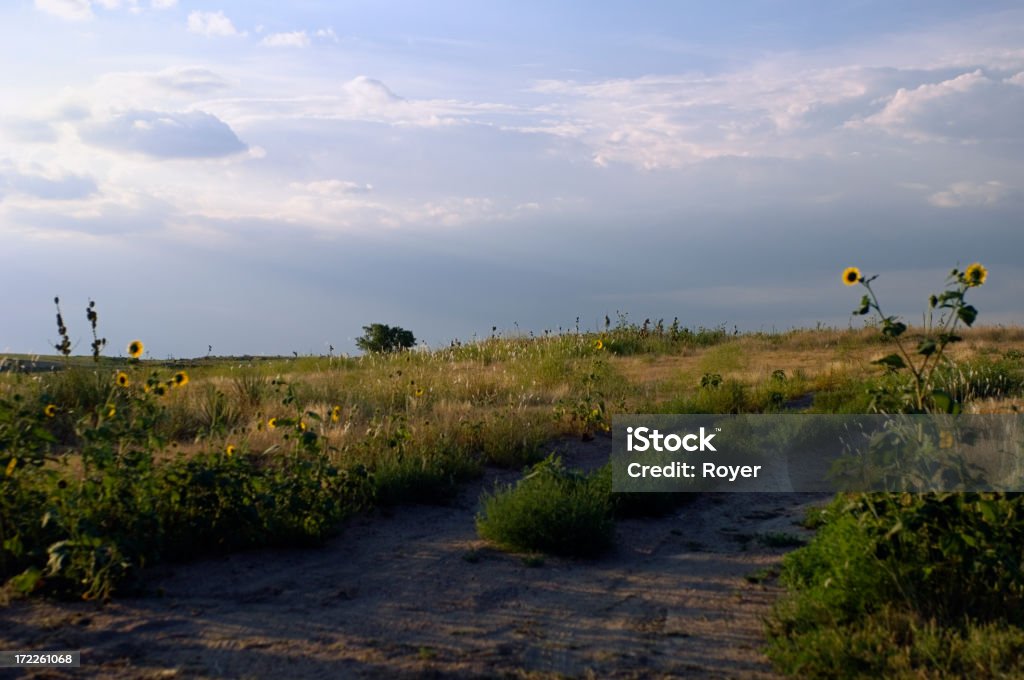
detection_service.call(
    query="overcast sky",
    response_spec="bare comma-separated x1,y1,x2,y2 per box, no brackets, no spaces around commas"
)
2,1,1022,357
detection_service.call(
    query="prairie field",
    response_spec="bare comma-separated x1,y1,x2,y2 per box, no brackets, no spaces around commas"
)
3,322,1024,678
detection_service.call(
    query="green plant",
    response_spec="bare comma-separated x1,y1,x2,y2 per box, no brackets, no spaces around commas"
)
355,323,416,354
476,455,614,557
553,367,613,440
700,372,723,389
845,263,987,413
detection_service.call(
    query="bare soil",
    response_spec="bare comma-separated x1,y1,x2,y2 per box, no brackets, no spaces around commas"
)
0,438,827,679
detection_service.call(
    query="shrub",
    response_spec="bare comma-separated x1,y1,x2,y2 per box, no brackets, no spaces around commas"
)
767,492,1024,676
476,455,614,557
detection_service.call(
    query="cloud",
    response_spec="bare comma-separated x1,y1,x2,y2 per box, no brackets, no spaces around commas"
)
850,70,1024,142
81,110,248,158
94,0,138,8
315,28,339,43
187,10,243,37
928,180,1010,208
3,119,58,144
261,31,311,48
291,180,374,195
34,0,93,21
151,0,176,7
521,66,883,169
0,163,98,201
150,67,230,93
343,76,403,107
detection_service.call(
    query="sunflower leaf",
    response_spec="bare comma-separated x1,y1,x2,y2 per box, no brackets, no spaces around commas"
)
882,319,907,338
957,305,978,327
873,354,906,370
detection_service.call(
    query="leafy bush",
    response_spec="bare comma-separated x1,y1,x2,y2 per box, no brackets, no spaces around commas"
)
355,323,416,354
476,456,614,557
767,493,1024,676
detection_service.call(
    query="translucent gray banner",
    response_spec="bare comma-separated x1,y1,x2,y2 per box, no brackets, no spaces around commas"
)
611,414,1024,493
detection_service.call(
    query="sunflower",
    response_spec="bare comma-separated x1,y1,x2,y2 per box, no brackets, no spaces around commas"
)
225,444,236,457
116,371,130,387
44,404,57,418
4,458,16,477
299,421,307,431
268,417,278,430
153,384,167,397
414,387,425,398
842,267,861,286
331,405,342,423
964,262,987,287
127,340,144,358
172,371,189,388
594,339,604,350
107,404,116,418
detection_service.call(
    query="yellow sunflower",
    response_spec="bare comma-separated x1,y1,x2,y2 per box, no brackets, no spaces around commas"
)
414,388,425,398
842,267,861,286
127,340,144,359
5,458,16,477
153,384,167,397
268,417,278,430
225,444,236,457
331,405,342,423
172,371,189,388
116,371,130,387
964,262,987,287
594,339,604,350
107,404,116,418
44,404,57,418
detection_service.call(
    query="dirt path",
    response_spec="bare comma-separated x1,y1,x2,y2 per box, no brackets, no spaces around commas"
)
0,439,827,679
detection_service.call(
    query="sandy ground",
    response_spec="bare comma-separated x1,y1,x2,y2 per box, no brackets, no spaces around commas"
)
0,438,827,679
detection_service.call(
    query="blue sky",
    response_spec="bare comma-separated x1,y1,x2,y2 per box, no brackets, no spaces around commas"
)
2,1,1023,357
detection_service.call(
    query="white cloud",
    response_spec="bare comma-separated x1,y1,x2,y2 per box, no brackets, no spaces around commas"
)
261,31,311,48
34,0,93,21
197,75,511,128
151,0,176,7
850,70,1024,142
523,68,874,168
928,180,1009,208
343,76,403,107
187,10,243,37
315,28,339,43
291,180,373,195
81,110,248,158
150,67,230,93
0,161,98,201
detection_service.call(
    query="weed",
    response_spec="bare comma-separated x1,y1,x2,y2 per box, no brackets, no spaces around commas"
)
476,455,614,558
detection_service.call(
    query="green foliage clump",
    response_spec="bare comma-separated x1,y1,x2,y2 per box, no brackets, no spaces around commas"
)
767,492,1024,676
476,456,615,557
356,323,416,354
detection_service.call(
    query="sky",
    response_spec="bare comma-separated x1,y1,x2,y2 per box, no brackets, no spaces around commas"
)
2,1,1023,357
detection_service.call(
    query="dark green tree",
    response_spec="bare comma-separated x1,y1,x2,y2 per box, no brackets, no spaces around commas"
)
355,323,416,353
